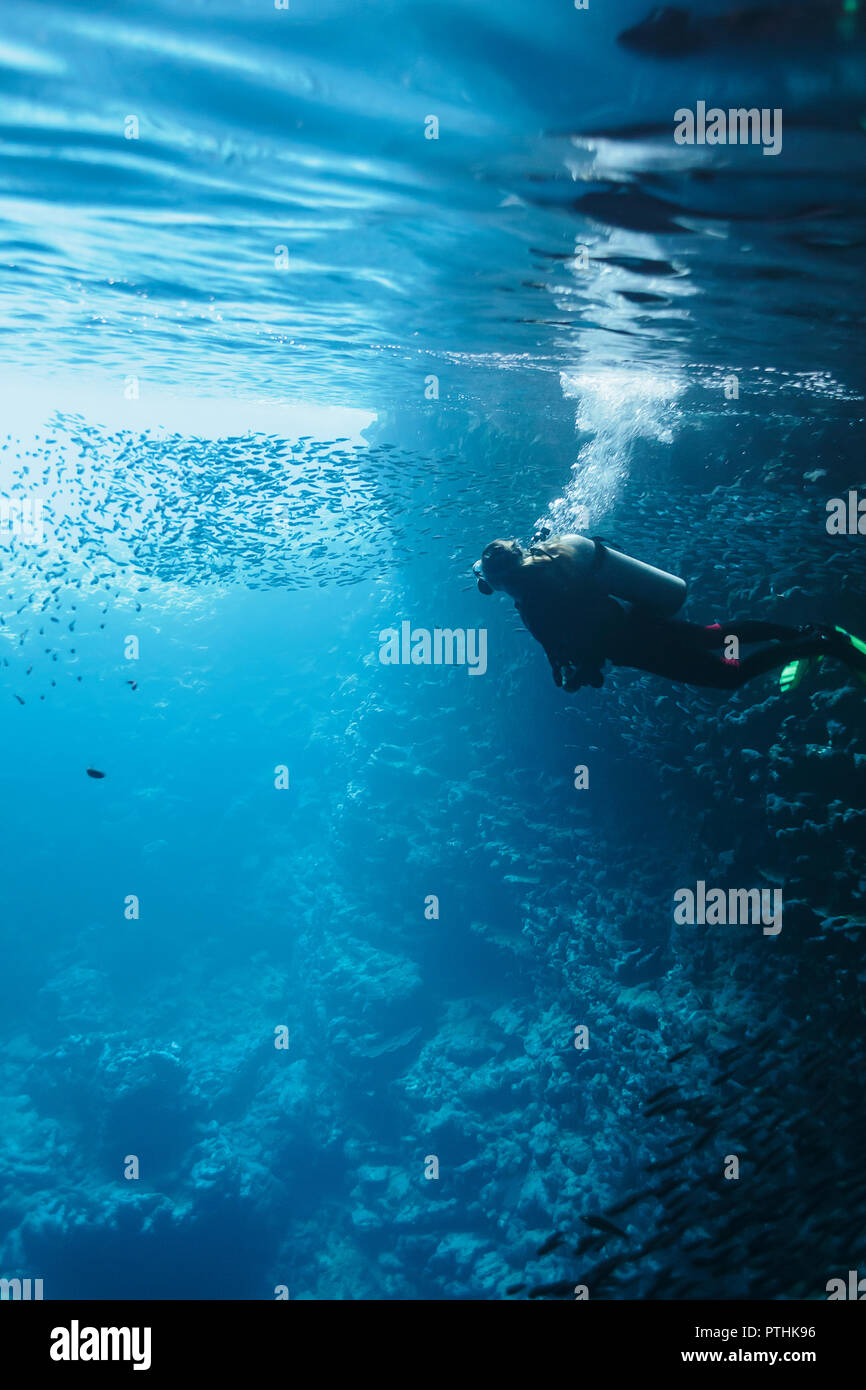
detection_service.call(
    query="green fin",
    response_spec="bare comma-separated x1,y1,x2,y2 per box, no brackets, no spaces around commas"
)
780,655,823,693
835,625,866,658
833,627,866,684
780,659,805,692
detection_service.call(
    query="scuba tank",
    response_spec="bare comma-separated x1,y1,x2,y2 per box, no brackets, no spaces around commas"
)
562,534,687,615
474,532,687,614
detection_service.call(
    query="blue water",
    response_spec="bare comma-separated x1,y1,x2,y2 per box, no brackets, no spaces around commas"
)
1,0,865,1300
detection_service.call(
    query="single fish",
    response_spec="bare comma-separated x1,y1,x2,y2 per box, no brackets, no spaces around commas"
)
582,1214,628,1240
536,1232,566,1256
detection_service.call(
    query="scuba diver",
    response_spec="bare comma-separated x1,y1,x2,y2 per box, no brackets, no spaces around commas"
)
474,532,866,695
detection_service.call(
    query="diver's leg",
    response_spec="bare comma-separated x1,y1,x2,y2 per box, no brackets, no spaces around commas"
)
606,623,746,688
698,619,802,648
627,648,744,689
616,632,866,691
606,617,740,686
736,633,866,685
725,619,801,643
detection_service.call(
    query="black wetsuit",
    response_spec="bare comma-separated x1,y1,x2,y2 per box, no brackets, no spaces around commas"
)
603,611,833,691
515,579,846,691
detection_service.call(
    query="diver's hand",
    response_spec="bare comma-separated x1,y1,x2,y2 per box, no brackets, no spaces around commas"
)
560,663,604,693
562,667,583,693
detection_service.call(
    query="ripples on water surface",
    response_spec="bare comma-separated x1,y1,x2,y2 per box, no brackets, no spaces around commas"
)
1,0,865,1304
3,0,864,400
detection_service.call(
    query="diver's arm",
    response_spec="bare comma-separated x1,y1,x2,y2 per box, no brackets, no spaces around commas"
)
546,595,620,691
517,584,619,689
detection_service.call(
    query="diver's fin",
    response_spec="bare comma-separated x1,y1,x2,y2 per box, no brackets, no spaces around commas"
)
834,625,866,657
780,655,822,694
833,626,866,685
